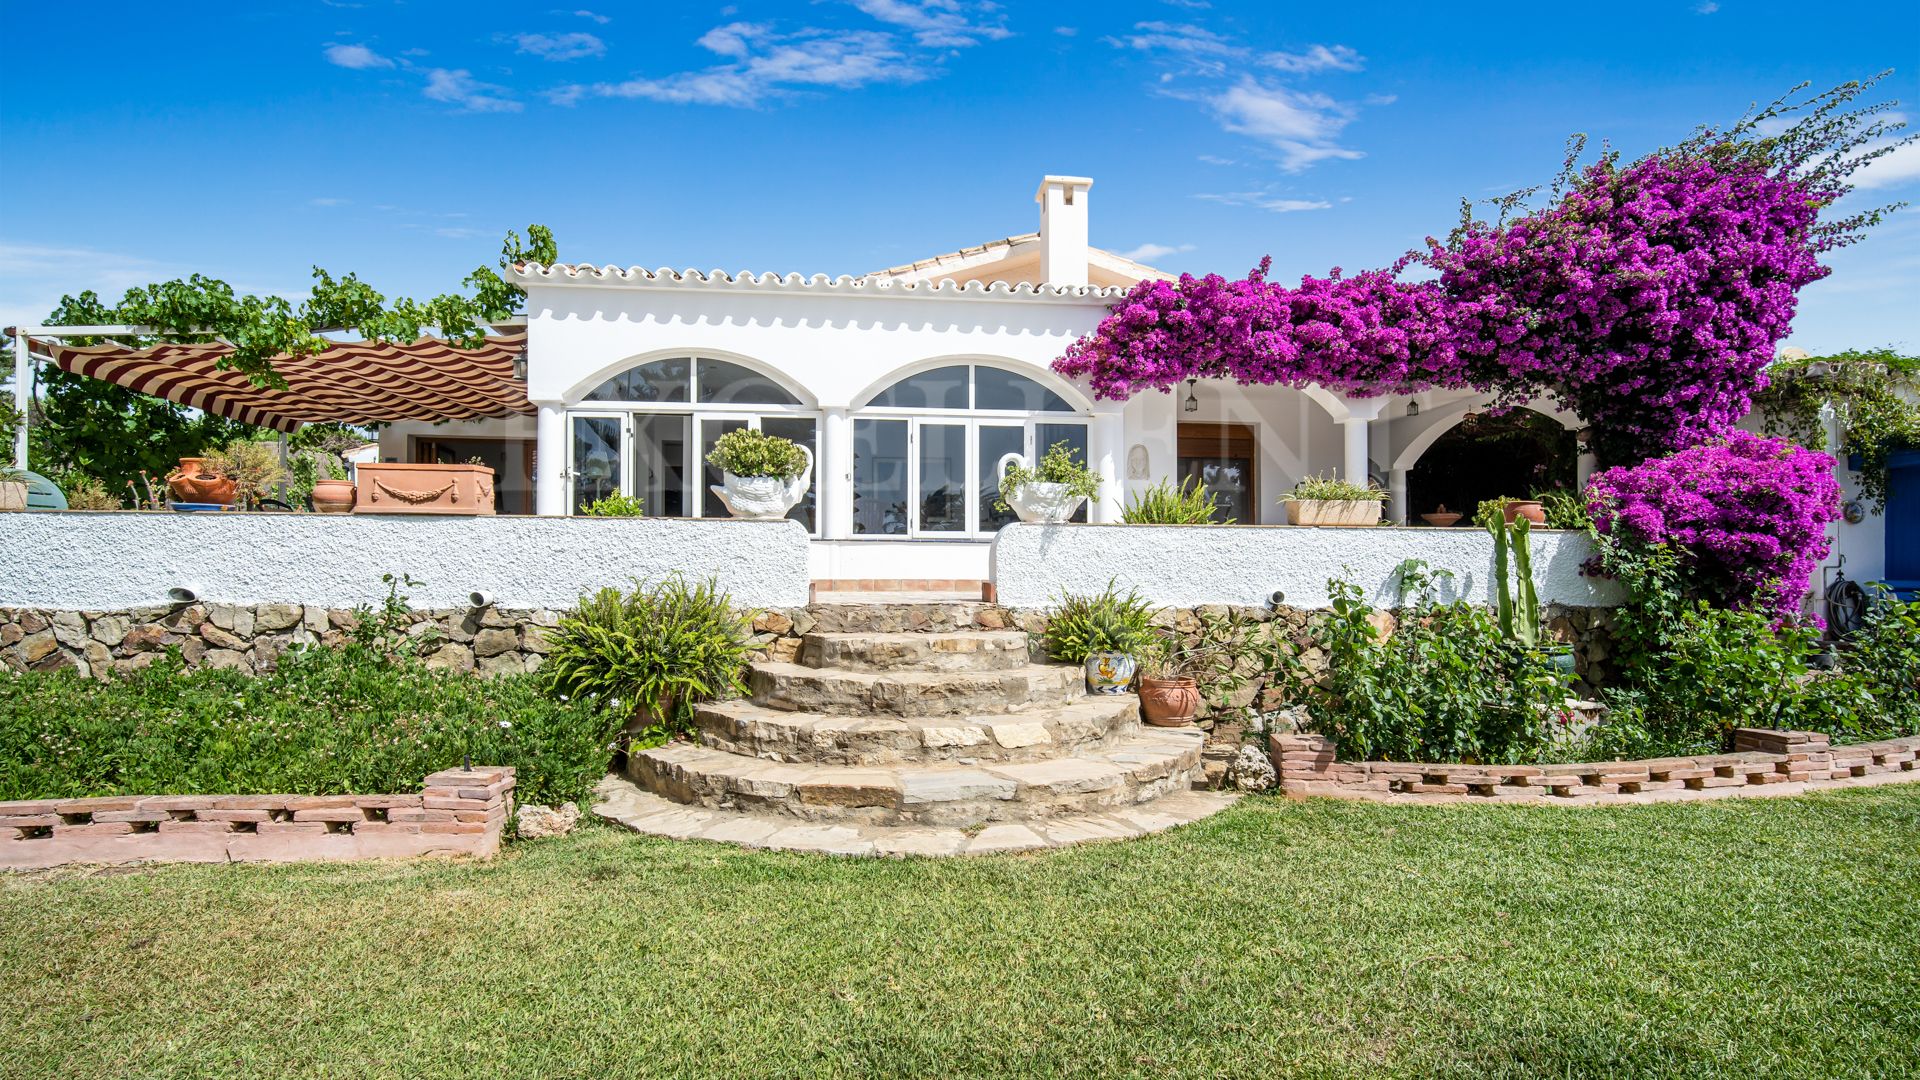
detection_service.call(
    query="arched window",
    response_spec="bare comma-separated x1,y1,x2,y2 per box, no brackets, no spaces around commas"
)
851,363,1089,538
566,355,816,530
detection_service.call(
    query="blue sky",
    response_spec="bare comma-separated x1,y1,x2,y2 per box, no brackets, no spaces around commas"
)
3,0,1916,352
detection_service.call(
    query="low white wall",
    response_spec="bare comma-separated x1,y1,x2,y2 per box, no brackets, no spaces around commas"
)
990,523,1624,609
0,513,812,610
807,540,992,582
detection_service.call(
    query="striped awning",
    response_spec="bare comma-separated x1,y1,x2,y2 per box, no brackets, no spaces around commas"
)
30,333,533,433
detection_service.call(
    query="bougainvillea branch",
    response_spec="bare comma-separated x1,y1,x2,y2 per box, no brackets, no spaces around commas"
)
1055,77,1912,466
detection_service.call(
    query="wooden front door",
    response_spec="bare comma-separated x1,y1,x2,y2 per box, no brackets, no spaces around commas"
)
1176,422,1257,524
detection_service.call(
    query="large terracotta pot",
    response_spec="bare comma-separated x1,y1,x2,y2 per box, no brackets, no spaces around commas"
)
353,462,496,515
1284,499,1381,526
310,478,356,514
1138,675,1200,727
0,480,26,512
1083,652,1137,694
1503,499,1547,525
166,457,237,506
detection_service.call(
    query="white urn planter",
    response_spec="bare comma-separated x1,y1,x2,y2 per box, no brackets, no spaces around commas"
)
711,445,814,521
995,452,1087,524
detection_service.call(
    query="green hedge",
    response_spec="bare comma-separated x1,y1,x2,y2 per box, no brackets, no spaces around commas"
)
0,648,619,806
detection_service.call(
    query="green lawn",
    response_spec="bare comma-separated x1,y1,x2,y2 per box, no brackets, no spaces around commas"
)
4,789,1919,1079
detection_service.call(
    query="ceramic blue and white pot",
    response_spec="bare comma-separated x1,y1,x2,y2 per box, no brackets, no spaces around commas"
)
1084,652,1137,694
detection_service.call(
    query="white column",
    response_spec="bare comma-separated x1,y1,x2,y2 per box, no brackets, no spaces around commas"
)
534,403,566,516
1090,407,1126,522
819,406,851,540
1340,418,1370,486
1575,429,1596,491
1388,467,1408,525
11,327,28,471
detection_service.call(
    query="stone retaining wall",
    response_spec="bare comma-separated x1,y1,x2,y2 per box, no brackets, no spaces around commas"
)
0,766,514,870
1268,729,1920,804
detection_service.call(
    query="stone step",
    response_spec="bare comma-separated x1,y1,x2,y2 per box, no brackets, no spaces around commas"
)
803,602,1008,636
692,696,1140,766
800,631,1031,672
628,728,1207,828
594,774,1239,857
748,661,1083,717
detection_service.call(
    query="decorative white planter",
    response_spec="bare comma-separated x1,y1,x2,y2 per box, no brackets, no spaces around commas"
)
1283,499,1383,526
995,452,1087,524
711,445,814,520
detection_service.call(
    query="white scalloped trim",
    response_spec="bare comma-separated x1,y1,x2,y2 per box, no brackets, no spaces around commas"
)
508,263,1133,300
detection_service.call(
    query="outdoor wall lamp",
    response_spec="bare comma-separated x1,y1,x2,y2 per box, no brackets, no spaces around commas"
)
1407,400,1421,416
1183,379,1199,414
511,354,528,381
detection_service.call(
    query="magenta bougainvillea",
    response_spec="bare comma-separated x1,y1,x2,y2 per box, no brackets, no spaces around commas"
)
1585,431,1841,618
1055,84,1903,466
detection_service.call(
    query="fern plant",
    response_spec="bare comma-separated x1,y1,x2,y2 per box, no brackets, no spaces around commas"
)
543,575,754,740
1123,476,1230,524
1042,582,1155,663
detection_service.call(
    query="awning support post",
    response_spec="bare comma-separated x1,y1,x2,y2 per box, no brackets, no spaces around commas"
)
11,326,29,471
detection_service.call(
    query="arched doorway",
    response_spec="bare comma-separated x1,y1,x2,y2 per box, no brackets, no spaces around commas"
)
1406,410,1577,523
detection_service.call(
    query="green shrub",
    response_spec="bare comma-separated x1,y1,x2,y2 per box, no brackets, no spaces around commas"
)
706,429,807,480
1799,593,1920,743
1042,583,1155,663
1123,476,1231,524
1537,488,1592,530
0,649,617,806
998,441,1102,510
543,575,754,742
1288,473,1387,502
61,474,123,511
1292,563,1571,764
580,492,646,517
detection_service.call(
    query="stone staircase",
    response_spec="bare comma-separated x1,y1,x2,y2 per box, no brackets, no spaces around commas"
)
594,600,1235,857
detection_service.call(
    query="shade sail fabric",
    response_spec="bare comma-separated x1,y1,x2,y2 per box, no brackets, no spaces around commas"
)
31,333,533,432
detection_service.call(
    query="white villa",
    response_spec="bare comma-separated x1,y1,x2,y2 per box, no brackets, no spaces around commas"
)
11,174,1891,593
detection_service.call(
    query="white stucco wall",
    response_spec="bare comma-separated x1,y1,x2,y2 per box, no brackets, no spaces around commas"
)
0,514,811,610
989,523,1623,609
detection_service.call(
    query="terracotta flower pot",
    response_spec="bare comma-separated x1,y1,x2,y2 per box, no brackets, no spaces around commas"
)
1138,675,1200,727
166,457,237,506
1503,499,1547,525
353,462,495,515
310,478,356,513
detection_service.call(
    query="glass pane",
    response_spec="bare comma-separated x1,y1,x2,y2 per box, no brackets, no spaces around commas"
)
701,418,750,517
1037,423,1092,523
583,358,691,403
569,416,622,513
697,358,801,406
976,367,1073,412
632,413,689,518
853,419,909,535
865,365,969,409
761,416,818,532
919,423,966,533
977,425,1024,532
1178,456,1250,525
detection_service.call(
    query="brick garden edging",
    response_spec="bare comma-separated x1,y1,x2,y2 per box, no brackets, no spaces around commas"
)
0,766,514,870
1269,729,1920,804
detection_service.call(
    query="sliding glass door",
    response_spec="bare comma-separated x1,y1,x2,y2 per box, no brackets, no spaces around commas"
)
851,416,1088,538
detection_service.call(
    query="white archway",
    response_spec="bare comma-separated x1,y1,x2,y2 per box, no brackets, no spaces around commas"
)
561,347,819,408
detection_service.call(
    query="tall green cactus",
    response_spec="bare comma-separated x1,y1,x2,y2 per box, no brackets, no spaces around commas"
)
1487,515,1539,648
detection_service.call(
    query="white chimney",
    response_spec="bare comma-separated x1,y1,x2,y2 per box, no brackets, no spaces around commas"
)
1034,175,1093,287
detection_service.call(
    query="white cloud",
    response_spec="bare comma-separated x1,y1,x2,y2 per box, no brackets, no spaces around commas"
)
308,197,350,207
0,243,296,330
552,24,928,108
423,69,523,113
1054,26,1078,37
1262,44,1364,74
1209,80,1363,171
1117,242,1196,262
1850,138,1920,191
567,9,610,23
323,43,393,69
1108,21,1241,59
846,0,1010,47
1694,1,1719,13
1198,154,1236,165
515,31,605,61
1195,192,1334,213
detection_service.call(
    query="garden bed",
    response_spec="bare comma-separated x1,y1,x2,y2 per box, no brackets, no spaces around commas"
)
0,766,513,869
1271,727,1920,803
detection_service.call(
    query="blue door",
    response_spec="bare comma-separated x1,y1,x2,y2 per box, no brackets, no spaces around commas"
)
1885,449,1920,602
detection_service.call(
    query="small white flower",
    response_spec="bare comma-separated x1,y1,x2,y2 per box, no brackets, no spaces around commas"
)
499,720,513,729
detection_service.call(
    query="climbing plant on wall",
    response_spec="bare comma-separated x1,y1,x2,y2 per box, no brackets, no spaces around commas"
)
1751,347,1920,512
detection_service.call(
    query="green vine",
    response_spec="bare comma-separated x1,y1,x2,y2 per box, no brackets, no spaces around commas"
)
43,226,556,387
1753,347,1919,511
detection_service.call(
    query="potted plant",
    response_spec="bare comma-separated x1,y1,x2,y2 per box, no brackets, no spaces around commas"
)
996,441,1101,524
1042,582,1153,694
1137,640,1202,726
309,455,355,513
205,440,289,511
1137,609,1261,726
355,458,496,515
0,467,27,512
706,428,813,520
1282,473,1387,526
165,456,238,506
